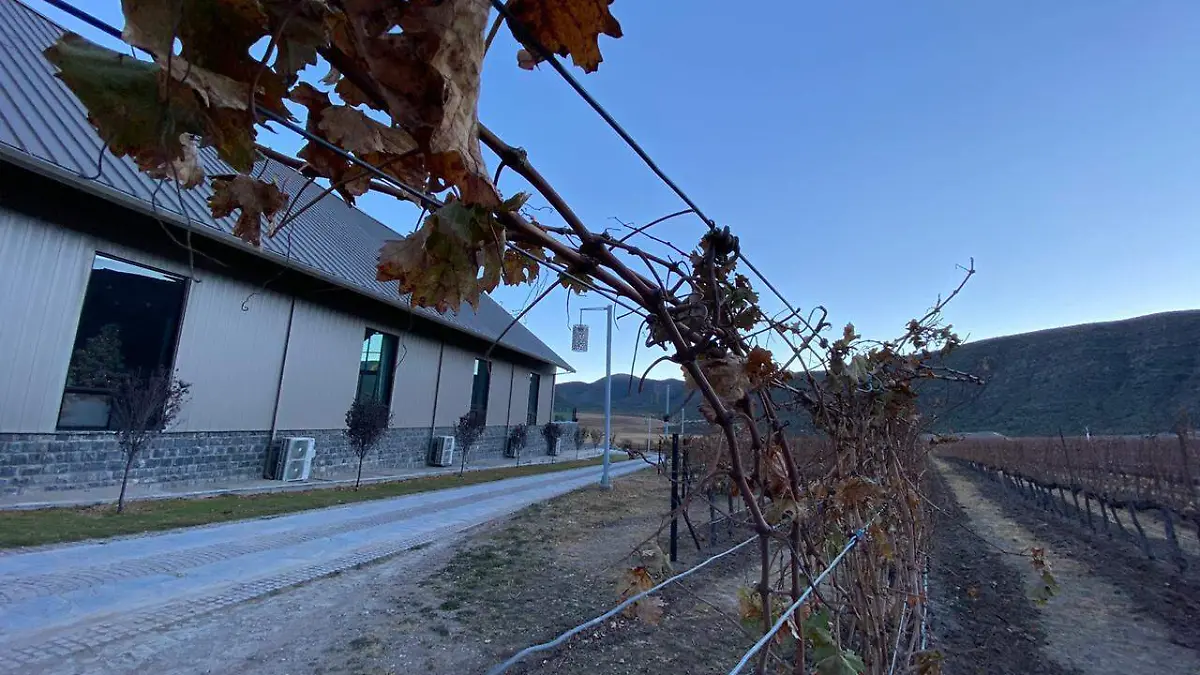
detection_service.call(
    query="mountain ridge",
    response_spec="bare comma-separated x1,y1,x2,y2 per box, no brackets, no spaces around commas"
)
555,310,1200,435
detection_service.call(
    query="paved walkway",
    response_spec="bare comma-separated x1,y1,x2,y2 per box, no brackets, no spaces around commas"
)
0,446,615,510
0,460,647,673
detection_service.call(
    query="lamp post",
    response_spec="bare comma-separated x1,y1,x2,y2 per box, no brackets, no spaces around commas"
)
573,305,614,489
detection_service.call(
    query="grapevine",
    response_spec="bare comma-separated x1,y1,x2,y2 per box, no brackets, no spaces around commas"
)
43,2,980,671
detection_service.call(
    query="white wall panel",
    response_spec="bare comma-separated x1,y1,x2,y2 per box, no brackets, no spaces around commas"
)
390,332,440,428
0,208,93,432
274,300,362,430
172,280,291,431
486,361,512,427
433,344,474,427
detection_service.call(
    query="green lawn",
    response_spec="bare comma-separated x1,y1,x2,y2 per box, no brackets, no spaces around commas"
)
0,456,626,549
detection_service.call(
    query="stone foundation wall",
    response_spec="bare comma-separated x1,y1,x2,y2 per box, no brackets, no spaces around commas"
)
0,422,580,496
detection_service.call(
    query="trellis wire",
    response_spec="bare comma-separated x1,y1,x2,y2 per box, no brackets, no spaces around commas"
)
489,0,716,230
726,522,871,675
37,0,649,321
484,534,758,675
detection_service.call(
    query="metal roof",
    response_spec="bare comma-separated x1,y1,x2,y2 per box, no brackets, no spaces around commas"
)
0,0,572,371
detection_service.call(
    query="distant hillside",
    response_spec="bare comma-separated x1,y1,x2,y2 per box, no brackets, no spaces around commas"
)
557,311,1200,436
554,374,696,420
924,310,1200,436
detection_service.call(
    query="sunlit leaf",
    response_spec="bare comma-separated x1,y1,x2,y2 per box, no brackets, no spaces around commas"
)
508,0,623,73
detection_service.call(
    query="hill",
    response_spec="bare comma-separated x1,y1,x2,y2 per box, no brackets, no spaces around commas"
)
556,310,1200,436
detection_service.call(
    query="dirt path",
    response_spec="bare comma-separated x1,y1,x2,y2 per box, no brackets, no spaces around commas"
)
936,459,1200,675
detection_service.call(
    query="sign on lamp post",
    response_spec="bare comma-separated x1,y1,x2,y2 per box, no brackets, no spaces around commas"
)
573,306,613,489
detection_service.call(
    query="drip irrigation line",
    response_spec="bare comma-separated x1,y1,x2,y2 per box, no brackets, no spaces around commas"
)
489,0,715,231
726,519,874,675
485,533,757,675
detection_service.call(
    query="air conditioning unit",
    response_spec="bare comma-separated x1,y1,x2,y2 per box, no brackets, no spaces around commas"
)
275,437,315,482
429,436,455,467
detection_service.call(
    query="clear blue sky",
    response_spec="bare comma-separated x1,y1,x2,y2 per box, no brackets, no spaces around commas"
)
42,1,1200,384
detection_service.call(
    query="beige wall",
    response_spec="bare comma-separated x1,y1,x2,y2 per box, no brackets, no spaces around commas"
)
507,366,530,427
173,279,291,431
390,333,440,428
486,361,512,427
537,371,556,425
0,205,564,435
433,344,474,427
273,300,362,430
0,209,93,432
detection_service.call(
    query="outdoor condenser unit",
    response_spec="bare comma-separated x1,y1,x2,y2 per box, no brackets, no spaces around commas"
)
429,436,455,467
275,437,315,482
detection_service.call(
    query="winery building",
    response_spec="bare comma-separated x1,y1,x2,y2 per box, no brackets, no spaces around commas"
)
0,0,574,495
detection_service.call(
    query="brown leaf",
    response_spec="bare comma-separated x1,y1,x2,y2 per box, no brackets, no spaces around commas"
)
165,58,251,110
44,33,217,178
209,175,289,246
745,346,778,389
618,566,663,625
289,83,372,202
345,0,500,205
377,198,509,312
261,0,331,87
516,48,538,70
501,248,540,285
687,354,750,403
144,134,206,188
507,0,623,73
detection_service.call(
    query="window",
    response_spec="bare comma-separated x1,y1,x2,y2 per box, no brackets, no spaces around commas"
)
527,373,541,425
58,254,187,429
357,328,398,406
470,358,490,419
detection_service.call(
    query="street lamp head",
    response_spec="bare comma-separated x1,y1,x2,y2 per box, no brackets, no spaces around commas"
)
571,324,589,352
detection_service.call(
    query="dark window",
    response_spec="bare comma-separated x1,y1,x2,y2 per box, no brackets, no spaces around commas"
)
357,328,398,405
58,254,187,429
470,358,490,419
527,373,541,425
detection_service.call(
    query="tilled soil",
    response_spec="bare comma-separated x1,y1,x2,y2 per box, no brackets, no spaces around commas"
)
949,459,1200,652
926,468,1080,675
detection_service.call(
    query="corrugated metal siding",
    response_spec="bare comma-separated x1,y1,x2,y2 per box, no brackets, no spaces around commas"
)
508,366,531,427
486,362,513,428
172,280,292,432
390,333,440,428
538,372,556,425
433,345,474,427
273,301,362,430
0,207,92,432
0,0,570,372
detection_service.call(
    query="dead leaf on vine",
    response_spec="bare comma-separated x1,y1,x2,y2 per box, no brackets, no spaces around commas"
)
507,0,623,73
745,346,778,389
45,34,213,177
209,175,289,246
144,134,206,188
261,0,330,87
834,476,882,509
687,354,749,403
618,566,663,625
289,84,374,203
346,0,500,206
516,48,538,70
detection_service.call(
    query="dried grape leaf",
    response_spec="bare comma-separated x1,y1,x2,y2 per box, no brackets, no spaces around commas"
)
209,174,289,246
377,197,518,312
44,34,211,178
507,0,622,73
145,134,206,188
345,0,499,205
261,0,331,87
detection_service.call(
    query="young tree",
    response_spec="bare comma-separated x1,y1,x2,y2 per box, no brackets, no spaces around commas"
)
574,425,588,459
507,422,529,465
110,370,189,513
344,399,391,490
541,421,563,458
455,410,485,477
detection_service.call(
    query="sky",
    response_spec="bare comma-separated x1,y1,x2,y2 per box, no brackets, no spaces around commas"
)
38,1,1200,384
